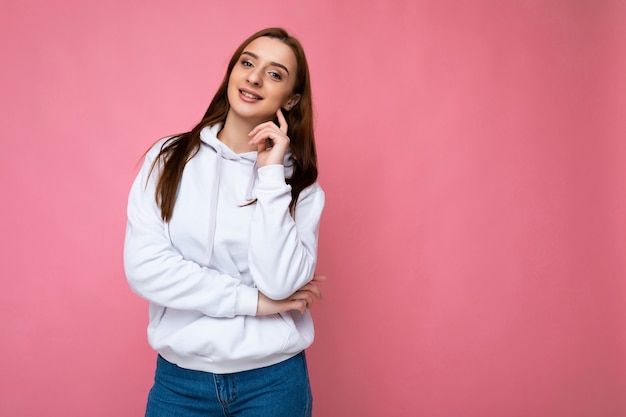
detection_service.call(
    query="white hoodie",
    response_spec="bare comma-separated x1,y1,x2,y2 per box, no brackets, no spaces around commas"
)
124,124,324,374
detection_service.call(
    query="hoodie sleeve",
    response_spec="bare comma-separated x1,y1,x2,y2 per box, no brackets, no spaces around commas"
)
248,164,325,300
123,144,259,317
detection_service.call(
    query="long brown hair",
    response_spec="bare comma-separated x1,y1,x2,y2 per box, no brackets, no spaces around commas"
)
149,27,318,222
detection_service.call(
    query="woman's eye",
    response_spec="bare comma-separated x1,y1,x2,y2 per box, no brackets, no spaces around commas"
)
269,71,282,80
241,60,253,67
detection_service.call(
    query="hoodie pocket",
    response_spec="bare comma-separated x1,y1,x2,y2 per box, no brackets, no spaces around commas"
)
147,305,168,343
269,312,299,352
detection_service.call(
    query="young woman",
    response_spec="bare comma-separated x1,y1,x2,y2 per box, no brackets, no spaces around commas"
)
124,27,325,416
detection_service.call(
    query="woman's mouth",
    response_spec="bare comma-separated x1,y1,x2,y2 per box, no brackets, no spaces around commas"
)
240,89,262,100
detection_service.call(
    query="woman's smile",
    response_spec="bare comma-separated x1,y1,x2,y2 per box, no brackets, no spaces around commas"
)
239,88,262,101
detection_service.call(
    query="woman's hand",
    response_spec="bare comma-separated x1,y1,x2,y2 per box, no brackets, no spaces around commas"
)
248,109,290,167
256,275,326,316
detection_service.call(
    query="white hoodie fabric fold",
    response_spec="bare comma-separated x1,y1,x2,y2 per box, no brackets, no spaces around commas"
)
124,124,325,373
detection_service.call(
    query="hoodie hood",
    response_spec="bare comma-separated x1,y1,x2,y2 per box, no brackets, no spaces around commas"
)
199,123,294,168
200,123,257,163
199,123,294,201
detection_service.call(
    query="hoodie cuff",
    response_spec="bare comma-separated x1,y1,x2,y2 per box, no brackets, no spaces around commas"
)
235,285,259,316
257,165,287,186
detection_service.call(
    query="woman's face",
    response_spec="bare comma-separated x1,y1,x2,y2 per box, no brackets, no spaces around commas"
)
226,36,300,125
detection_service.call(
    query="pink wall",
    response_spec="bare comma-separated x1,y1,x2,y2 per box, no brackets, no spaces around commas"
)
2,1,625,416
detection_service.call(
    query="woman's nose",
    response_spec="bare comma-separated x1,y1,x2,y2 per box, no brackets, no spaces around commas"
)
247,68,262,86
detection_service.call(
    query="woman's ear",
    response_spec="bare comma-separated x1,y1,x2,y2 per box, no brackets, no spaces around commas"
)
283,94,301,111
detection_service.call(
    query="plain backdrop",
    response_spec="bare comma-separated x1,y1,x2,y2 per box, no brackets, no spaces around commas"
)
1,1,625,416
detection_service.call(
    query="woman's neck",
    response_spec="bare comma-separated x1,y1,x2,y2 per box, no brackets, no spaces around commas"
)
217,114,258,154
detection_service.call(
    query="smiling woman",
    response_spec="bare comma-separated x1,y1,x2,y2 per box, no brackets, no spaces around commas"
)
123,28,324,417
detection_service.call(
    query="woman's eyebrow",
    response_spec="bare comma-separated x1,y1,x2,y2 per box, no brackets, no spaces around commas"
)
242,51,290,74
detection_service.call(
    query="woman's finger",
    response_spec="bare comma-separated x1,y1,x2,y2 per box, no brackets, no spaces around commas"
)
276,109,288,134
248,120,276,138
291,291,314,309
296,284,322,301
248,126,288,148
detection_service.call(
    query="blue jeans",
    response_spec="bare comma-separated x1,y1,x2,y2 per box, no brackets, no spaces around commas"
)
145,352,313,417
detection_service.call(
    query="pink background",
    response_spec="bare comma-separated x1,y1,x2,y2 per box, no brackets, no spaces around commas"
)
2,1,625,416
